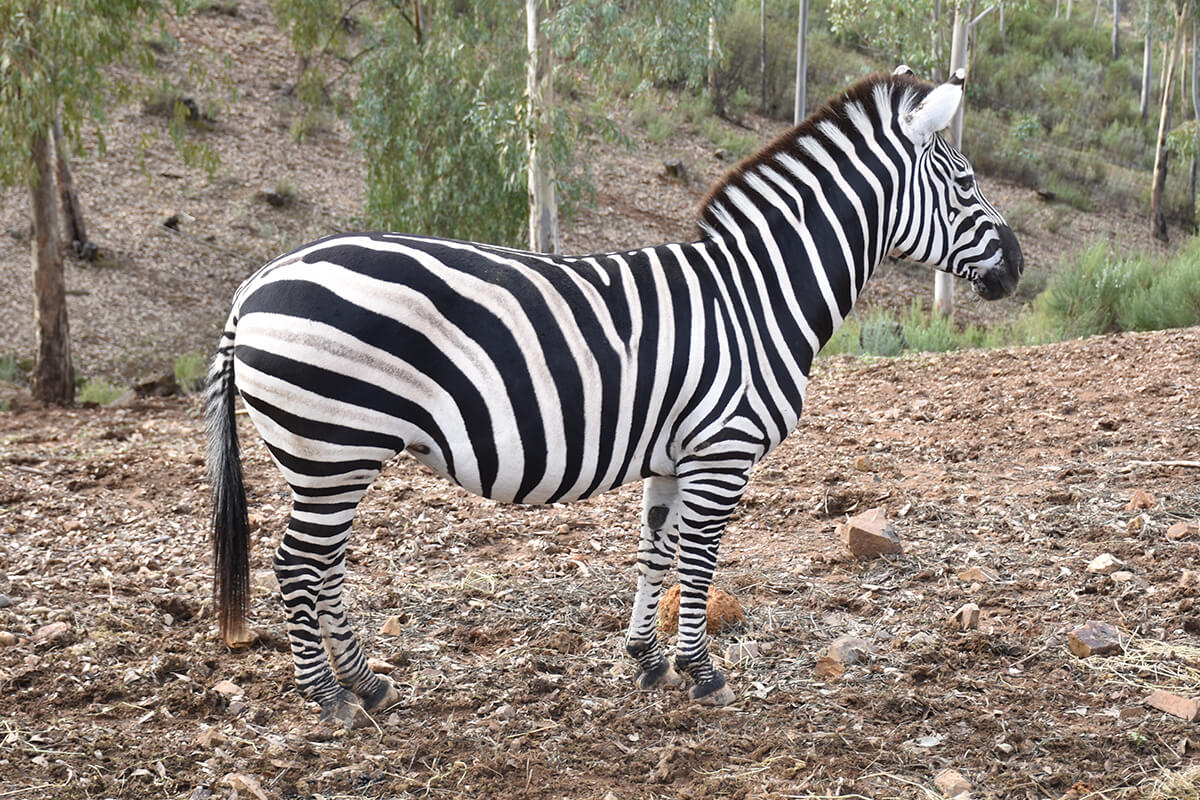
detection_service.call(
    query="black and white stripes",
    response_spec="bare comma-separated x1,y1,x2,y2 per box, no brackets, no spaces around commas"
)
208,68,1022,724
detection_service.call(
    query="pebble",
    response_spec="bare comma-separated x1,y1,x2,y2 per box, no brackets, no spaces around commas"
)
1087,553,1124,574
0,594,10,608
724,640,761,666
212,679,242,696
952,603,981,630
0,631,17,646
934,768,972,798
824,635,871,666
33,621,71,643
1068,620,1123,658
1146,689,1200,722
839,507,903,558
493,703,515,721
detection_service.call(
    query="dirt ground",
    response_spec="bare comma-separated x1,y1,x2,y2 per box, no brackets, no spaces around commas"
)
1,326,1198,800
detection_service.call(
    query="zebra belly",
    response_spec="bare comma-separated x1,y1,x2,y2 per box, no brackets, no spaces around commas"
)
231,305,671,506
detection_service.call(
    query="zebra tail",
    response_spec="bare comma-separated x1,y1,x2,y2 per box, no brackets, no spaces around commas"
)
205,327,252,648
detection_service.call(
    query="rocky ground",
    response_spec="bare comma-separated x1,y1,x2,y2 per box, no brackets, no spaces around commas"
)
1,327,1198,800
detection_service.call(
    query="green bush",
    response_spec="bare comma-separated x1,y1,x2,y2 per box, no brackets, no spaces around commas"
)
900,302,958,353
174,351,208,395
0,354,18,384
78,378,129,406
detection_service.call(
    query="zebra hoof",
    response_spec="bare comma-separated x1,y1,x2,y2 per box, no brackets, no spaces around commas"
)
319,691,372,729
362,677,402,713
636,660,686,690
691,683,736,706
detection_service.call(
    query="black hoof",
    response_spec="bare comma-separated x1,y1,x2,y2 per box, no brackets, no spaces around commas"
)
688,672,734,705
318,689,371,729
359,676,401,712
636,659,685,690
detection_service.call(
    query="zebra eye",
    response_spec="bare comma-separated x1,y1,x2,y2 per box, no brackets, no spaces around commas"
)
956,175,975,191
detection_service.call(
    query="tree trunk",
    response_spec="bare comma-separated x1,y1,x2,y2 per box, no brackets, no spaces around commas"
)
935,8,970,320
707,15,723,116
1111,0,1120,60
526,0,559,254
53,115,88,255
794,0,809,123
1151,7,1186,243
1141,5,1153,122
759,0,767,114
29,129,74,405
1191,18,1199,228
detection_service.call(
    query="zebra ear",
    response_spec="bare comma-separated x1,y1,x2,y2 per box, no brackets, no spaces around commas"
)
893,64,916,77
901,68,965,142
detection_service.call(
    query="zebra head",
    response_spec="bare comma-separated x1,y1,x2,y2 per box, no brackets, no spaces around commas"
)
890,67,1024,300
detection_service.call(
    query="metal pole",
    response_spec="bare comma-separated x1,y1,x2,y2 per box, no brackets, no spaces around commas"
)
935,6,970,318
794,0,809,124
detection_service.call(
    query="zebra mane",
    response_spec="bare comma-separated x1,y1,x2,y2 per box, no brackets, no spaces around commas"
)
697,71,933,237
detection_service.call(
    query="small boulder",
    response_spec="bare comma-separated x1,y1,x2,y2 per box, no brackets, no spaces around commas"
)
839,507,902,558
1068,620,1123,658
658,585,743,635
934,768,972,798
379,616,406,636
1087,553,1124,575
952,603,981,631
1168,522,1198,540
1145,689,1200,722
823,634,872,666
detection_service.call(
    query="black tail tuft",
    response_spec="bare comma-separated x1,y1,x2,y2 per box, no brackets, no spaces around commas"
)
205,336,251,647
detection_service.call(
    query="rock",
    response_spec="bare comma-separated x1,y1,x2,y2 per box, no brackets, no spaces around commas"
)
952,603,980,630
1146,690,1200,722
823,635,871,666
814,655,845,679
662,159,688,183
957,566,997,583
1087,553,1124,574
934,768,972,798
1067,621,1123,658
379,616,406,636
839,507,902,558
853,455,874,472
0,594,10,608
1168,522,1199,540
0,631,16,646
494,703,515,721
212,679,242,696
196,726,228,748
1110,570,1135,583
724,640,761,666
1126,490,1157,510
657,585,744,635
367,657,395,674
221,773,269,800
33,621,71,644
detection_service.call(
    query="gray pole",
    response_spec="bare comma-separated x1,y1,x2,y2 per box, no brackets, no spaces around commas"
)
935,7,970,319
794,0,809,124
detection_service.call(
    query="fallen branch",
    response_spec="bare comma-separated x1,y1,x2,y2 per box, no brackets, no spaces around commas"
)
1128,460,1200,469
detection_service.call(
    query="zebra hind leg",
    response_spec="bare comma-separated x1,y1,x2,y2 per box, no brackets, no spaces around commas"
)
276,477,399,727
624,476,686,691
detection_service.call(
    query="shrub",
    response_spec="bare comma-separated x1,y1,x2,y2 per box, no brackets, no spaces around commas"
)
174,351,208,395
78,378,129,406
900,302,958,353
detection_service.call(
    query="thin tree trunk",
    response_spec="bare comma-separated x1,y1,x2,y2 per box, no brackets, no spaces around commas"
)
526,0,558,254
707,15,723,116
759,0,767,114
999,2,1006,50
1191,18,1199,229
1141,5,1153,122
52,115,87,255
935,8,969,320
1066,0,1073,19
29,129,74,405
1151,7,1186,243
1112,0,1120,60
794,0,809,123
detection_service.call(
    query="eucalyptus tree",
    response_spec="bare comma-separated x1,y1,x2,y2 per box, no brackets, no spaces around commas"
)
273,0,726,249
0,0,177,405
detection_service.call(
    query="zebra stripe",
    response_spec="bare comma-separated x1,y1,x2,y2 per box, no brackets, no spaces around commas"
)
208,69,1023,724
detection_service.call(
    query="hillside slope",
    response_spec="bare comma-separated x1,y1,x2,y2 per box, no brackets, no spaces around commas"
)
0,0,1173,390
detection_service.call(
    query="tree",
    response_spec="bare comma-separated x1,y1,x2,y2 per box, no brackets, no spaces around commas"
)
0,0,173,404
527,0,559,253
276,0,727,247
1151,1,1187,242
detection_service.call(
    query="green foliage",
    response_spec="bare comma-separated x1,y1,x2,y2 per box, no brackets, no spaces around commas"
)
0,354,19,384
353,7,527,244
1032,241,1200,339
900,302,958,353
0,0,182,188
827,0,938,75
548,0,729,93
173,351,207,395
78,377,128,405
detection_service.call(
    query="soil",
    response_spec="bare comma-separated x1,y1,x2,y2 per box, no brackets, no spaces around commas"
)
1,4,1199,800
1,328,1199,800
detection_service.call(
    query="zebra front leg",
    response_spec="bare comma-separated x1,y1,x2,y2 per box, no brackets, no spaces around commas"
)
624,476,686,690
671,460,749,706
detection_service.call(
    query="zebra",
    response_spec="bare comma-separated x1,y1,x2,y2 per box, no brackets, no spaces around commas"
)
206,66,1023,727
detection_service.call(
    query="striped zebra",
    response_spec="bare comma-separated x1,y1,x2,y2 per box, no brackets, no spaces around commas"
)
207,67,1023,726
